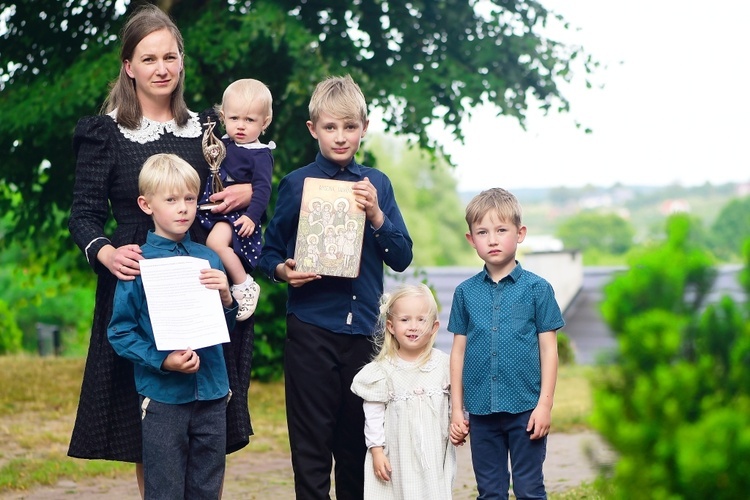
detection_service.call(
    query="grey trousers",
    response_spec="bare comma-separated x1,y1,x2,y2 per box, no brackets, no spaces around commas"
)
140,396,227,499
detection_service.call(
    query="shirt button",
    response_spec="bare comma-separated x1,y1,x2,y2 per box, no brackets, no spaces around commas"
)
492,327,497,331
492,376,497,380
384,248,389,252
492,352,497,356
353,295,357,300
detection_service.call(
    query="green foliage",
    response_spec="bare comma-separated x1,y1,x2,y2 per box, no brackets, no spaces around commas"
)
556,331,574,365
0,300,23,354
556,210,634,255
591,214,750,499
368,134,475,266
600,214,716,334
710,195,750,260
0,238,96,354
248,275,288,381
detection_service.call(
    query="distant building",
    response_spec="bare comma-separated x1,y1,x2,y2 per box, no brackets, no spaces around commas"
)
660,199,691,214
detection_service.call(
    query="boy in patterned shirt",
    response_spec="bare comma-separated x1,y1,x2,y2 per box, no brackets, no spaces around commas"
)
448,187,564,500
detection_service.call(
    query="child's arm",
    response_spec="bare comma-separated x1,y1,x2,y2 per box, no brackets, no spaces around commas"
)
363,401,392,482
108,279,170,372
527,330,559,440
352,176,412,272
449,334,470,445
352,177,384,229
240,150,273,226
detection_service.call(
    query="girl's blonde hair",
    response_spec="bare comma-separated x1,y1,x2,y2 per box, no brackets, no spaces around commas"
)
373,283,439,367
138,153,200,198
102,4,189,129
217,78,274,126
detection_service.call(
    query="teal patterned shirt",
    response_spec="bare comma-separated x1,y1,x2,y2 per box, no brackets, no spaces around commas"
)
448,262,564,415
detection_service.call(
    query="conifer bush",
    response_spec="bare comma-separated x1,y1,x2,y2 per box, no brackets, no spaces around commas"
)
592,214,750,499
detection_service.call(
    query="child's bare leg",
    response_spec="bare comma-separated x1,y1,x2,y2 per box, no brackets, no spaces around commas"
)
206,222,246,285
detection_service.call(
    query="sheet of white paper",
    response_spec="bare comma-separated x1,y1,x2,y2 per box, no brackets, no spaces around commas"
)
139,256,230,351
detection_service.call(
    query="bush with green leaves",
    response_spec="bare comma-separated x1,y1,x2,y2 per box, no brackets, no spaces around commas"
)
591,214,750,499
556,331,575,365
0,299,23,354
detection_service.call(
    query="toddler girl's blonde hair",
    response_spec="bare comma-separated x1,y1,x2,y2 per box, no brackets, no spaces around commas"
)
373,283,439,367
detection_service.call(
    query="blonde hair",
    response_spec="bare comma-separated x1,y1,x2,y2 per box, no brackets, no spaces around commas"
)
373,284,439,367
465,187,523,231
308,75,368,125
217,78,274,126
139,153,200,198
102,4,189,129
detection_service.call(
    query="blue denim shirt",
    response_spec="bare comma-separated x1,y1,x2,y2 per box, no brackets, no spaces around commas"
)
448,262,565,415
258,153,413,335
108,231,237,404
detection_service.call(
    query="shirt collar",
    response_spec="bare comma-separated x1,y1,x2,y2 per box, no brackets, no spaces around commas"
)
482,260,523,284
314,152,362,177
146,230,193,251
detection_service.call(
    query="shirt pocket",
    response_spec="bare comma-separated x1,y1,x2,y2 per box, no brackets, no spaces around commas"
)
511,303,535,337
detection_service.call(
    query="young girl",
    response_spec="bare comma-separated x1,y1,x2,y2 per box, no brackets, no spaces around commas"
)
198,78,275,321
351,284,456,499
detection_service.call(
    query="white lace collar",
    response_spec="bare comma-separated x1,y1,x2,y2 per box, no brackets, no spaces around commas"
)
223,135,277,151
108,110,202,144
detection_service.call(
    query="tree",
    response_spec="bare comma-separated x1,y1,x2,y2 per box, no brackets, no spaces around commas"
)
0,0,591,254
366,134,475,266
556,210,634,255
711,195,750,260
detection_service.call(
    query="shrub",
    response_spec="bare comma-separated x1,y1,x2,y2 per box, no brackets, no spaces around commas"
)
557,331,574,365
591,214,750,499
0,300,23,354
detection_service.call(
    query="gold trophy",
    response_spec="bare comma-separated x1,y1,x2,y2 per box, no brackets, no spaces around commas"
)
199,116,226,210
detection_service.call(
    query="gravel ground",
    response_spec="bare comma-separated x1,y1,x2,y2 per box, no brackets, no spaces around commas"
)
2,430,614,499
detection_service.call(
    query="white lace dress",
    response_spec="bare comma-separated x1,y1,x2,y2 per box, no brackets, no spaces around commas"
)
351,349,455,500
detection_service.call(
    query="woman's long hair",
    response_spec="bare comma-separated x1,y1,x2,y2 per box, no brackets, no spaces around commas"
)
101,4,190,128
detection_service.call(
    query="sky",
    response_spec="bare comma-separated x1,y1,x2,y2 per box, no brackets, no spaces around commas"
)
423,0,750,191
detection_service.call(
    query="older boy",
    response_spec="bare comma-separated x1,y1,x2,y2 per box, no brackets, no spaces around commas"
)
258,75,413,499
108,153,237,498
448,187,564,500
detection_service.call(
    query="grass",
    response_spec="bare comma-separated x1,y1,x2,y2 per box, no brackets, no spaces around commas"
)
0,356,603,495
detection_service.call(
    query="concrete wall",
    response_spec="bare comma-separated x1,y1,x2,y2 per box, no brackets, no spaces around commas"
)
520,250,583,312
385,250,584,353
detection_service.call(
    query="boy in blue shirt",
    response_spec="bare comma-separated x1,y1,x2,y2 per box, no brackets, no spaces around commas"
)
448,188,564,500
258,75,413,499
108,153,238,499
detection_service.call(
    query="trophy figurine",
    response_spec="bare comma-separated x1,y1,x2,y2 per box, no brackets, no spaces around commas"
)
199,116,227,210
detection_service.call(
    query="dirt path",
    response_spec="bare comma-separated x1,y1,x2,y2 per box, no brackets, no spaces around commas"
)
3,431,613,499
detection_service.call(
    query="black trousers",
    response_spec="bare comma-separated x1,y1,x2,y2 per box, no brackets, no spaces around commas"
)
284,314,374,500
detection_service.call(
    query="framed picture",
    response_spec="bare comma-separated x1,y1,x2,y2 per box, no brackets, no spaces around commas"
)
293,178,366,278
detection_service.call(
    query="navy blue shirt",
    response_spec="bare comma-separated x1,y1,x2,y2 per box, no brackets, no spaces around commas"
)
448,262,564,415
108,231,237,404
258,153,413,335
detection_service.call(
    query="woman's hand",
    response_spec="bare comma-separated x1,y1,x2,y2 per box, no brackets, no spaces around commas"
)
210,183,253,214
100,244,143,281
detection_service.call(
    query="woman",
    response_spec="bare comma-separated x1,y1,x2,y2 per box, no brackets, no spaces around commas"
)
67,3,254,490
